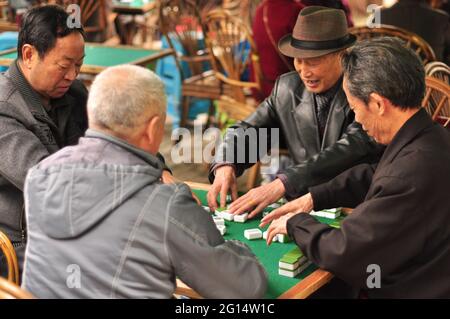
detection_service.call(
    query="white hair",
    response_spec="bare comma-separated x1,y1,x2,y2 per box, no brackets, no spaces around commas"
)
87,64,166,135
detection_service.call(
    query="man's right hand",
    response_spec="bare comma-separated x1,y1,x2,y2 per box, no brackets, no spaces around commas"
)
207,166,238,212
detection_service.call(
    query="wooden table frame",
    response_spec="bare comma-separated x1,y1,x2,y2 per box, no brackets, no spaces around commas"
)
0,43,173,75
179,181,335,299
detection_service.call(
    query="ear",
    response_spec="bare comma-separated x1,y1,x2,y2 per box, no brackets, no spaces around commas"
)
144,115,163,152
21,44,38,69
369,92,387,116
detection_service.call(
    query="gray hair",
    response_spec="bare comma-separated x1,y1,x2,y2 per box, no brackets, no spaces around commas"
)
87,65,166,135
341,37,425,109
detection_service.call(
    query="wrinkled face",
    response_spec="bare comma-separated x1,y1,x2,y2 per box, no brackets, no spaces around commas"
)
343,77,388,144
27,32,85,100
294,52,343,93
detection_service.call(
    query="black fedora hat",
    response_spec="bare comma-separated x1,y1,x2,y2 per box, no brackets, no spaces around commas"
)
278,6,356,59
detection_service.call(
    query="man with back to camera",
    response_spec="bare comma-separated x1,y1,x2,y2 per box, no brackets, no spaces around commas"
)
22,65,268,299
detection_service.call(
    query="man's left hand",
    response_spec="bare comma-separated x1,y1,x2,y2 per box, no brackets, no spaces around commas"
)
228,179,285,219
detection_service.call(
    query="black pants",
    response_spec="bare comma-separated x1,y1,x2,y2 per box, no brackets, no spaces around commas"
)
0,241,26,284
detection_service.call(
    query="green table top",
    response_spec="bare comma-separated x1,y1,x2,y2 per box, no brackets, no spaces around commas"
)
113,0,154,8
192,188,345,299
112,0,155,13
0,45,163,69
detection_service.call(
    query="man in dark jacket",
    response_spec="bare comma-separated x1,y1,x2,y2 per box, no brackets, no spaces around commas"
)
0,5,88,278
207,6,382,217
262,37,450,298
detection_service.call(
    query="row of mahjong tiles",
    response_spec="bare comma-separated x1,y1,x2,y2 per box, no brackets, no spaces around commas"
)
204,205,344,278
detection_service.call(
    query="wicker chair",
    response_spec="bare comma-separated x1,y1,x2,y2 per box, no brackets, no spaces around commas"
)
0,231,19,285
205,9,265,189
159,0,234,128
425,61,450,84
349,25,436,65
422,76,450,128
0,277,34,299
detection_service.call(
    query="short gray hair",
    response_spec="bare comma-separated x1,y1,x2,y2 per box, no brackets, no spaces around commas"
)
341,37,425,110
87,65,166,135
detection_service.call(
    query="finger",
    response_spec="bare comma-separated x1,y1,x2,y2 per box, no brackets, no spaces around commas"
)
230,181,238,202
259,215,273,228
229,192,250,209
266,224,278,246
260,205,292,227
219,183,229,208
207,186,219,212
232,198,258,215
265,205,291,221
248,202,267,219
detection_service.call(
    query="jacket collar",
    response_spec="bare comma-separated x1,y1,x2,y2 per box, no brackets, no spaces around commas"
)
85,129,165,170
294,76,347,151
379,108,434,165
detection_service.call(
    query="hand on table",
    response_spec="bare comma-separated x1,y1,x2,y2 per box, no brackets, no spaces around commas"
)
259,193,314,228
265,213,295,246
228,179,285,219
207,166,238,212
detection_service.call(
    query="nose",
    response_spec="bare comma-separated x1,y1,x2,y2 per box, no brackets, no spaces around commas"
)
295,59,312,78
64,65,78,82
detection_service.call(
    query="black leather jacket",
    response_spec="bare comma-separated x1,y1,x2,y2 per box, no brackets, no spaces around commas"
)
209,71,383,198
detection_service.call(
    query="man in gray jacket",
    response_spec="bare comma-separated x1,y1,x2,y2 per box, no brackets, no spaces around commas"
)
0,5,88,278
22,65,267,299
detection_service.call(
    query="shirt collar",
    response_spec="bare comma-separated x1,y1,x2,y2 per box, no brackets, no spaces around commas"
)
315,76,343,102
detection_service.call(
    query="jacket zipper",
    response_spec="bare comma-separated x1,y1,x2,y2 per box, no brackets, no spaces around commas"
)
20,204,26,243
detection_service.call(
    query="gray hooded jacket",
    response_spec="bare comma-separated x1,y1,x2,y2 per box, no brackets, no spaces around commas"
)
22,130,267,298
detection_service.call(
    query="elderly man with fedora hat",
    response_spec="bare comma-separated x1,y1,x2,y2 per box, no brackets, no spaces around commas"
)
207,6,383,216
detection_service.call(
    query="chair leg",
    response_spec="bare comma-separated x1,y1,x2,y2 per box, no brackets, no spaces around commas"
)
180,95,190,128
246,162,261,190
206,99,216,128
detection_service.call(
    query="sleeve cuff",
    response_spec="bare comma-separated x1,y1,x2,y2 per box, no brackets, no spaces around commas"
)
309,183,334,211
276,174,297,200
286,213,317,237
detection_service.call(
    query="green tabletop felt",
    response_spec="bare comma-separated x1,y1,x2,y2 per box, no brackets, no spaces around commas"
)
192,188,345,299
0,45,159,68
113,0,154,8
